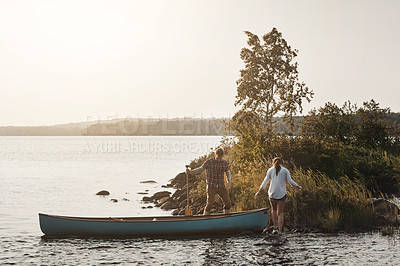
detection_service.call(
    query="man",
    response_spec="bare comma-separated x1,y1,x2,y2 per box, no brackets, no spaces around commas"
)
186,148,231,215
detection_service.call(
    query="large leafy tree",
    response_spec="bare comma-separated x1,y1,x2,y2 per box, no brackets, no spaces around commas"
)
233,28,313,133
228,28,312,164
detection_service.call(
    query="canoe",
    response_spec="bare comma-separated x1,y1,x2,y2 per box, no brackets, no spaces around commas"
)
39,208,269,238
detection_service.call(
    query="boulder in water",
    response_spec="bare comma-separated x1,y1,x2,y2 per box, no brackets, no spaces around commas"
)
142,196,152,202
96,190,110,196
151,191,172,201
160,201,178,210
177,192,187,203
170,172,186,187
172,189,184,199
159,196,172,205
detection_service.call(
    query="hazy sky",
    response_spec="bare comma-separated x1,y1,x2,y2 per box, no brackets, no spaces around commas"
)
1,0,399,126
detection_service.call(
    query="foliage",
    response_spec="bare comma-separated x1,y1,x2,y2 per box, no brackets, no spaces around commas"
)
231,27,312,136
188,27,400,231
295,100,400,193
318,208,341,231
227,164,375,230
301,100,400,152
286,169,374,229
189,154,377,230
301,101,356,145
228,28,312,168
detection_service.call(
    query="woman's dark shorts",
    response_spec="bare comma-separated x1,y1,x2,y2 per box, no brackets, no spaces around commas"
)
270,194,287,201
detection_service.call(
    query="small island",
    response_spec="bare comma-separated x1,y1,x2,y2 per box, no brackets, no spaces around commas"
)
144,28,400,234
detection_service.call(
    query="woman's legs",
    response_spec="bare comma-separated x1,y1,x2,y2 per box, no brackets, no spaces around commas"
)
277,200,286,233
269,199,286,233
269,200,278,230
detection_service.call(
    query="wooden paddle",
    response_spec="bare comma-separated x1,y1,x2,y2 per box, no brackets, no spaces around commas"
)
184,165,193,216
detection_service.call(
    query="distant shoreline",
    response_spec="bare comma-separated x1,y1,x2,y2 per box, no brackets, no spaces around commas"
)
0,118,231,136
1,113,399,136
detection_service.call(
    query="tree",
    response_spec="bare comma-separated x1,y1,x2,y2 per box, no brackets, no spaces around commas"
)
298,100,400,193
301,100,397,151
301,101,356,145
355,99,392,149
232,28,313,133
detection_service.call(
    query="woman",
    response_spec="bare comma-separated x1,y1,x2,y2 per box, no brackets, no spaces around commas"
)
255,157,302,234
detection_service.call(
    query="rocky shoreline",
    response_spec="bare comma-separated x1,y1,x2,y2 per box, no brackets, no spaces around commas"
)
140,172,226,216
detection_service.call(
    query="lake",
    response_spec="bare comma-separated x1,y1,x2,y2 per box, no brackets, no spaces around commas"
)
0,136,399,265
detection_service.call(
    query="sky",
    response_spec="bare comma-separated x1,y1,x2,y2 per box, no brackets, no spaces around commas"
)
0,0,399,126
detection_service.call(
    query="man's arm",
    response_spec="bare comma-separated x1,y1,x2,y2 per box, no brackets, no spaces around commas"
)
224,169,232,189
188,159,209,175
226,170,232,182
189,166,205,175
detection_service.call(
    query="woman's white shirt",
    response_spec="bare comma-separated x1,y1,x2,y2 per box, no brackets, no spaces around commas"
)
259,166,298,199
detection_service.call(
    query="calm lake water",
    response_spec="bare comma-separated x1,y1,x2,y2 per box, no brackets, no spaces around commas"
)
1,136,399,265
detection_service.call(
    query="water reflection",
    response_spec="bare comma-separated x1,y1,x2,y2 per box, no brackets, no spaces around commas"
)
385,230,400,247
202,238,232,265
202,235,295,265
3,232,399,265
252,236,294,265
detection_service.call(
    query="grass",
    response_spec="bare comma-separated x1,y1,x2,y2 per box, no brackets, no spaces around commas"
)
318,208,341,231
381,226,395,236
283,168,375,230
188,151,396,231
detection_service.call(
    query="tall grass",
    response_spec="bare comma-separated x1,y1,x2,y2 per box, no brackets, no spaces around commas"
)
318,208,341,231
228,164,376,230
189,152,379,230
287,168,374,229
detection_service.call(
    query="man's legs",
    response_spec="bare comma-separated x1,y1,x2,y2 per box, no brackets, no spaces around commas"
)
203,186,216,215
217,188,231,214
204,187,231,215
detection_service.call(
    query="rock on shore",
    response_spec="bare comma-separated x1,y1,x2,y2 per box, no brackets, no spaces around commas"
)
142,172,224,215
370,198,400,224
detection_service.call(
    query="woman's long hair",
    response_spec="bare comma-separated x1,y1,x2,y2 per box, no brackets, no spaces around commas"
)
273,157,282,175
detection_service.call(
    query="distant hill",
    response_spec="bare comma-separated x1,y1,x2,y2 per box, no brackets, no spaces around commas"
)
0,113,398,136
0,121,97,136
0,118,231,136
85,118,230,136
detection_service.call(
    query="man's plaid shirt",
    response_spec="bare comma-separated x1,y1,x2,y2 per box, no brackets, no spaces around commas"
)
201,157,229,188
